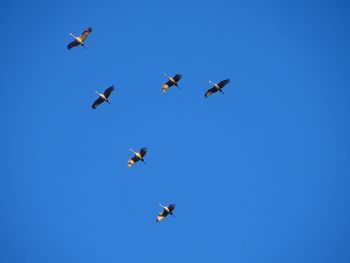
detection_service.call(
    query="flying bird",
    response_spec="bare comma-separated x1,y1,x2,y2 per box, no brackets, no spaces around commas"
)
67,27,92,50
92,86,114,109
204,79,230,97
156,204,176,222
162,73,182,93
128,148,147,168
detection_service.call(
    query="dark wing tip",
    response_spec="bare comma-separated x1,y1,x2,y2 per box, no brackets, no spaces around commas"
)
87,27,93,32
140,148,147,157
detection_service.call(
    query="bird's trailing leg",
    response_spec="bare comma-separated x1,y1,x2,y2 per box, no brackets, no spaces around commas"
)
106,100,111,104
219,89,225,95
175,84,181,90
170,212,176,218
82,44,87,49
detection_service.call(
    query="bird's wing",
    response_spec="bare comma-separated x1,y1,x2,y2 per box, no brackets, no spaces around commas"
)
140,148,147,157
92,97,104,109
168,204,176,212
156,210,169,222
218,79,230,88
204,87,217,97
162,81,173,93
103,86,114,98
67,40,80,49
128,156,140,168
78,27,92,42
173,74,182,82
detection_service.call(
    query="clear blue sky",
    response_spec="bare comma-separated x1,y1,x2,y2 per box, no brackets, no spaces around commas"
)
1,0,350,262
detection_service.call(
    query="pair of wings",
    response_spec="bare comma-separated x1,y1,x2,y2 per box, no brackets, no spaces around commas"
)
204,79,230,97
156,204,176,222
67,27,93,49
92,86,114,109
127,148,148,168
162,74,182,93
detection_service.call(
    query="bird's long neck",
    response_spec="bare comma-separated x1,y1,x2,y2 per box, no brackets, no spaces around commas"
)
129,148,137,155
163,73,170,80
159,204,167,210
69,33,78,40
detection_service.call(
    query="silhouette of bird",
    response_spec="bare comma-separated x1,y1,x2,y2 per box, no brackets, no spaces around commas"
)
128,148,147,168
92,86,114,109
67,27,92,50
204,79,230,97
156,204,176,222
162,73,182,93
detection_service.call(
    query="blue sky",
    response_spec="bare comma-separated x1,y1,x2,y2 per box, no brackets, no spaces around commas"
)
1,0,350,262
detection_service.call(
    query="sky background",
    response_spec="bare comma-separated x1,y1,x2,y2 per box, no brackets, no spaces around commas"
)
1,0,350,262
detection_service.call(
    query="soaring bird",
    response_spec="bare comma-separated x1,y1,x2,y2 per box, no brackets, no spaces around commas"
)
204,79,230,97
92,86,114,109
67,27,92,50
156,204,176,222
162,73,182,93
128,148,147,168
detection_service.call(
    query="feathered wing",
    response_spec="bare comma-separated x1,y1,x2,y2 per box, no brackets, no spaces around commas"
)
173,74,182,83
204,87,217,98
140,148,147,158
162,81,172,93
78,27,93,42
67,39,80,49
103,86,114,99
168,204,176,212
156,210,169,222
218,79,230,88
92,97,104,109
128,156,140,168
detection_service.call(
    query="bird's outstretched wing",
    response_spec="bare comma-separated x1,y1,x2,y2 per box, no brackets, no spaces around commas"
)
173,74,182,83
67,40,80,49
168,204,176,212
162,81,173,93
156,210,169,222
128,156,140,168
218,79,230,88
103,86,114,98
140,148,147,158
92,97,104,109
204,87,217,98
78,27,93,42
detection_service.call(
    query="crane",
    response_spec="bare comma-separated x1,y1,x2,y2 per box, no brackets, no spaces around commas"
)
92,86,114,109
67,27,92,50
128,148,147,168
204,79,230,97
156,204,176,222
162,73,182,93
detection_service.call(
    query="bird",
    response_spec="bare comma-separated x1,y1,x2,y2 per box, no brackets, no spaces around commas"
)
128,148,147,168
204,79,230,97
156,204,176,222
67,27,92,50
92,86,114,109
162,73,182,93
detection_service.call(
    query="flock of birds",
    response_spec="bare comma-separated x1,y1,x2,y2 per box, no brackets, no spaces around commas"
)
67,27,231,222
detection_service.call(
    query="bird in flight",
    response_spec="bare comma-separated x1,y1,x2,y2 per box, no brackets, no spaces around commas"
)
162,73,182,93
156,204,176,222
204,79,230,97
128,148,147,168
92,86,114,109
67,27,92,50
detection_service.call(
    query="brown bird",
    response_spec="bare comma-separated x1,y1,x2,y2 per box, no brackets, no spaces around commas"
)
128,148,147,168
204,79,230,97
162,73,182,93
92,86,114,109
156,204,176,222
67,27,92,50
